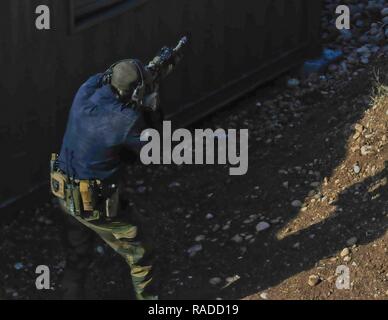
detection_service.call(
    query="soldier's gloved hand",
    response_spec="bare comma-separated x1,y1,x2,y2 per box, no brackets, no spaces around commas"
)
159,47,174,63
143,92,160,112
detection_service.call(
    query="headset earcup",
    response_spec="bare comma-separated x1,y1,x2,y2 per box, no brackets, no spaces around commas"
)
129,60,146,105
102,69,112,85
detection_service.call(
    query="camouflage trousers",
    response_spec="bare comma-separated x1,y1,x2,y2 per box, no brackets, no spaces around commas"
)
59,189,156,300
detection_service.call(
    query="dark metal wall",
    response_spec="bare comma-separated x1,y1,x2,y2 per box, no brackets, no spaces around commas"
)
0,0,322,207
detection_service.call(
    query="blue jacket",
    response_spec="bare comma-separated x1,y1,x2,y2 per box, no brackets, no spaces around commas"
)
58,74,147,182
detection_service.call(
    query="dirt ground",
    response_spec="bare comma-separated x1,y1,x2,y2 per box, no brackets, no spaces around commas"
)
1,56,387,300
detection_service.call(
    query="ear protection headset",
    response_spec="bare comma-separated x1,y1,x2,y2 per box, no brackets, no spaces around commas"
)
102,59,146,106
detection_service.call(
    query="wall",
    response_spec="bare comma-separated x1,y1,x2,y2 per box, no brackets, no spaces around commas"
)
0,0,322,208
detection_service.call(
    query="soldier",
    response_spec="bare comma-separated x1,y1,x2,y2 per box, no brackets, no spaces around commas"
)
50,37,187,300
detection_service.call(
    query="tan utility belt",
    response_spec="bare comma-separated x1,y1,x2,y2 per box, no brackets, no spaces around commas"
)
50,170,102,212
50,153,105,216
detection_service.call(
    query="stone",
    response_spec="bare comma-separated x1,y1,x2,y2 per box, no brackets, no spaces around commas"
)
353,164,361,174
356,46,370,55
381,8,388,17
168,182,181,188
361,145,373,156
340,29,352,41
256,221,271,232
206,213,214,220
308,275,321,287
96,246,104,254
340,248,350,257
14,262,24,270
187,244,203,257
209,277,222,286
361,57,369,65
355,124,364,132
260,292,269,300
195,235,206,242
291,200,302,207
231,234,243,243
346,237,358,246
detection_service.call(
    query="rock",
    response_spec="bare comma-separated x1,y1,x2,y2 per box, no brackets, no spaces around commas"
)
340,248,350,257
361,145,373,156
256,221,271,232
353,164,361,174
308,275,321,287
270,217,281,224
370,27,380,36
381,8,388,16
225,275,241,287
209,277,222,286
245,234,254,240
206,213,214,220
367,2,383,14
136,186,147,193
353,132,361,140
168,181,181,188
260,292,269,300
14,262,24,270
291,200,302,208
355,123,364,132
343,256,352,262
361,56,369,65
231,234,243,243
96,246,104,255
346,237,358,246
340,29,352,41
195,235,206,242
187,244,202,257
356,46,370,55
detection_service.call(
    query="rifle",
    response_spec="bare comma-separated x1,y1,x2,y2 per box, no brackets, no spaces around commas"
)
146,36,188,82
140,36,188,113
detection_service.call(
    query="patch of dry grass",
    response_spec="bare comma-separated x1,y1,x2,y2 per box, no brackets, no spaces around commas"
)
371,68,388,106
